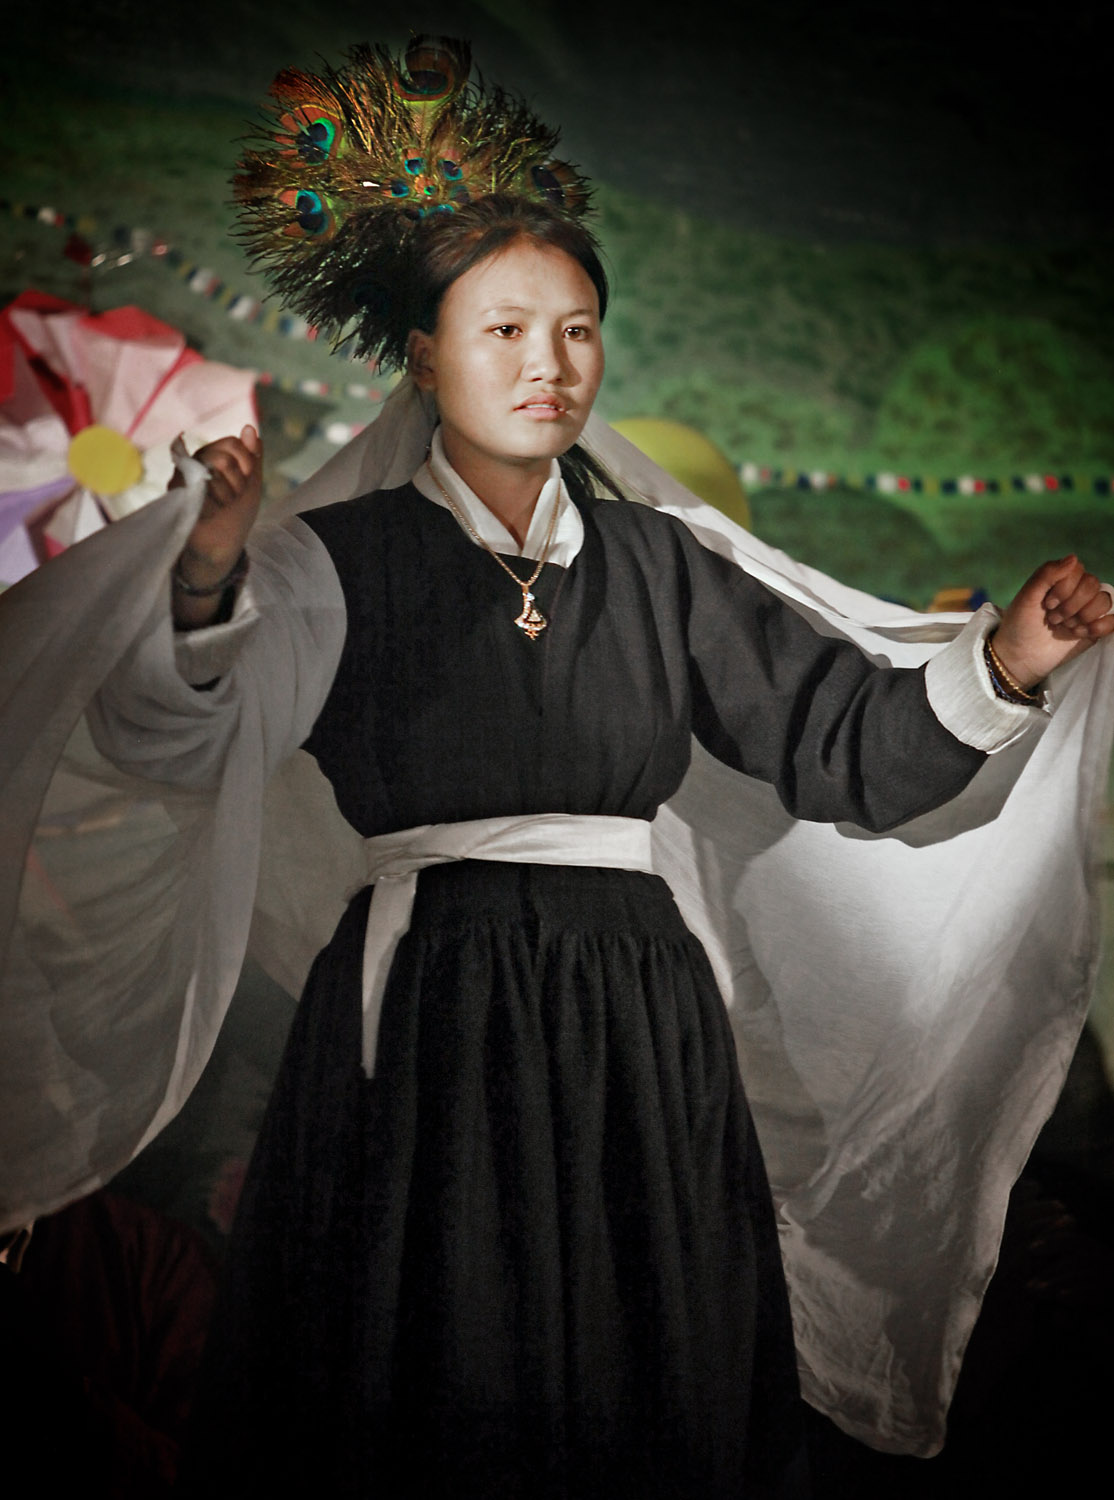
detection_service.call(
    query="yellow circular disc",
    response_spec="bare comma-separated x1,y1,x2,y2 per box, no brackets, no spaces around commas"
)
67,424,144,497
611,418,751,530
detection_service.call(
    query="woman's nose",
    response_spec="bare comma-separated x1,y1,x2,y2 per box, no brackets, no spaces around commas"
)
522,335,566,381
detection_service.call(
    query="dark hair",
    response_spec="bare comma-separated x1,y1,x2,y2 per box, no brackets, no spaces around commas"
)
559,444,628,506
369,195,609,371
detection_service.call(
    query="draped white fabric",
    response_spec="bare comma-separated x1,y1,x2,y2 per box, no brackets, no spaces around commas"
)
1,377,1111,1457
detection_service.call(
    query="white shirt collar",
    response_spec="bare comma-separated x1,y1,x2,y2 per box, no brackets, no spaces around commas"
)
411,428,585,567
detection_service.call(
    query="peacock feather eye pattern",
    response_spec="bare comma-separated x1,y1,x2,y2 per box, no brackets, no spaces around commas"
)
391,38,465,105
299,118,339,162
275,109,345,165
278,188,337,238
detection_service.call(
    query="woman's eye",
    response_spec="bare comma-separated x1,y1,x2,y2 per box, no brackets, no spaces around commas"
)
565,325,591,340
491,325,520,337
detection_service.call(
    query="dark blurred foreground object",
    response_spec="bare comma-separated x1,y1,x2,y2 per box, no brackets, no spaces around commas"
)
0,1189,218,1497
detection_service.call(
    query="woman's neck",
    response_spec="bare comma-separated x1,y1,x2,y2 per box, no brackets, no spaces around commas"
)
439,435,553,550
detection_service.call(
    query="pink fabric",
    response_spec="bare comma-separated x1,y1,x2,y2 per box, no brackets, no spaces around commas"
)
0,293,257,583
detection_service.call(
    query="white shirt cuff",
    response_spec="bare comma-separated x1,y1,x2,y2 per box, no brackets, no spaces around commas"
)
924,602,1049,754
173,579,260,685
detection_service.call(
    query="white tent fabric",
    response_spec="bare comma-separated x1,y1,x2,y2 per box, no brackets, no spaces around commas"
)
1,377,1111,1456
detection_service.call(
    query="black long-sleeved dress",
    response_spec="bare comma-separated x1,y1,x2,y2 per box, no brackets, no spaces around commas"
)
181,483,985,1499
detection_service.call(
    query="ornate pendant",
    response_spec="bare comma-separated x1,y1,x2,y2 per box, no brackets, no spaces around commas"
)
515,589,547,639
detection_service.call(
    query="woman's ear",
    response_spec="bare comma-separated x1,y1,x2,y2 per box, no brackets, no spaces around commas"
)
408,329,436,391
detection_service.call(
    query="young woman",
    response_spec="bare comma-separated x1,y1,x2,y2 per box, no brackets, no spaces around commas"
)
133,194,1110,1498
1,39,1110,1500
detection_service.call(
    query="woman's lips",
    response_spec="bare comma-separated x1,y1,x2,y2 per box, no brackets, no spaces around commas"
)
515,399,568,419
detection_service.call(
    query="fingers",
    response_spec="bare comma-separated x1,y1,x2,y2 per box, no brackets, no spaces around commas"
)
1046,566,1110,634
203,468,243,509
1081,609,1114,640
1031,554,1080,598
207,437,255,481
1065,588,1113,627
1037,555,1083,610
201,452,247,508
999,557,1112,682
193,430,263,509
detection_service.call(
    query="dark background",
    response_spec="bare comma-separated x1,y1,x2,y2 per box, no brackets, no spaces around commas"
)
8,0,1113,245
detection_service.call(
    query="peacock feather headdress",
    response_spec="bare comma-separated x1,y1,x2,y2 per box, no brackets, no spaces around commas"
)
233,35,593,366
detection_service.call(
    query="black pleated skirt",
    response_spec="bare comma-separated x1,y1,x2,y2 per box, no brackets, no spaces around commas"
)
180,863,805,1499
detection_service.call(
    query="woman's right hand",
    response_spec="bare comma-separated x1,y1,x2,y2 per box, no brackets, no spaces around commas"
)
171,425,263,627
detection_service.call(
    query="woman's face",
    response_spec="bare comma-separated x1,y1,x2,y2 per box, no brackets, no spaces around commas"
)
410,238,604,488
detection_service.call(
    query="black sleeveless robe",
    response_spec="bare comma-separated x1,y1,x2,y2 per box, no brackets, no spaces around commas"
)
180,485,984,1499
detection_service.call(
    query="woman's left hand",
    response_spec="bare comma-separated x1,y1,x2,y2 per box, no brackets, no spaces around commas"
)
993,556,1114,689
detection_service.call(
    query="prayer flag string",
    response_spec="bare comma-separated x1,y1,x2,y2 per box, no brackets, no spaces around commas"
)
5,197,1113,485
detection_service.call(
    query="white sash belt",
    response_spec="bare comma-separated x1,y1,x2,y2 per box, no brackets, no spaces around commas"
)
359,813,655,1074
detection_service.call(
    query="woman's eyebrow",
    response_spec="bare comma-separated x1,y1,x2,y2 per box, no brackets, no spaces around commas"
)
481,304,597,317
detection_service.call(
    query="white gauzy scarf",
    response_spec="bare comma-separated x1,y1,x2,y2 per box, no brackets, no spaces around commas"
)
1,377,1111,1457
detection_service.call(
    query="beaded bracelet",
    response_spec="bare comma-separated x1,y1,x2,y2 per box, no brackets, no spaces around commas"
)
983,634,1041,705
171,550,249,598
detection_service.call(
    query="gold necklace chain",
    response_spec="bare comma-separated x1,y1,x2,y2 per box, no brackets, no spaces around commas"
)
430,469,561,640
